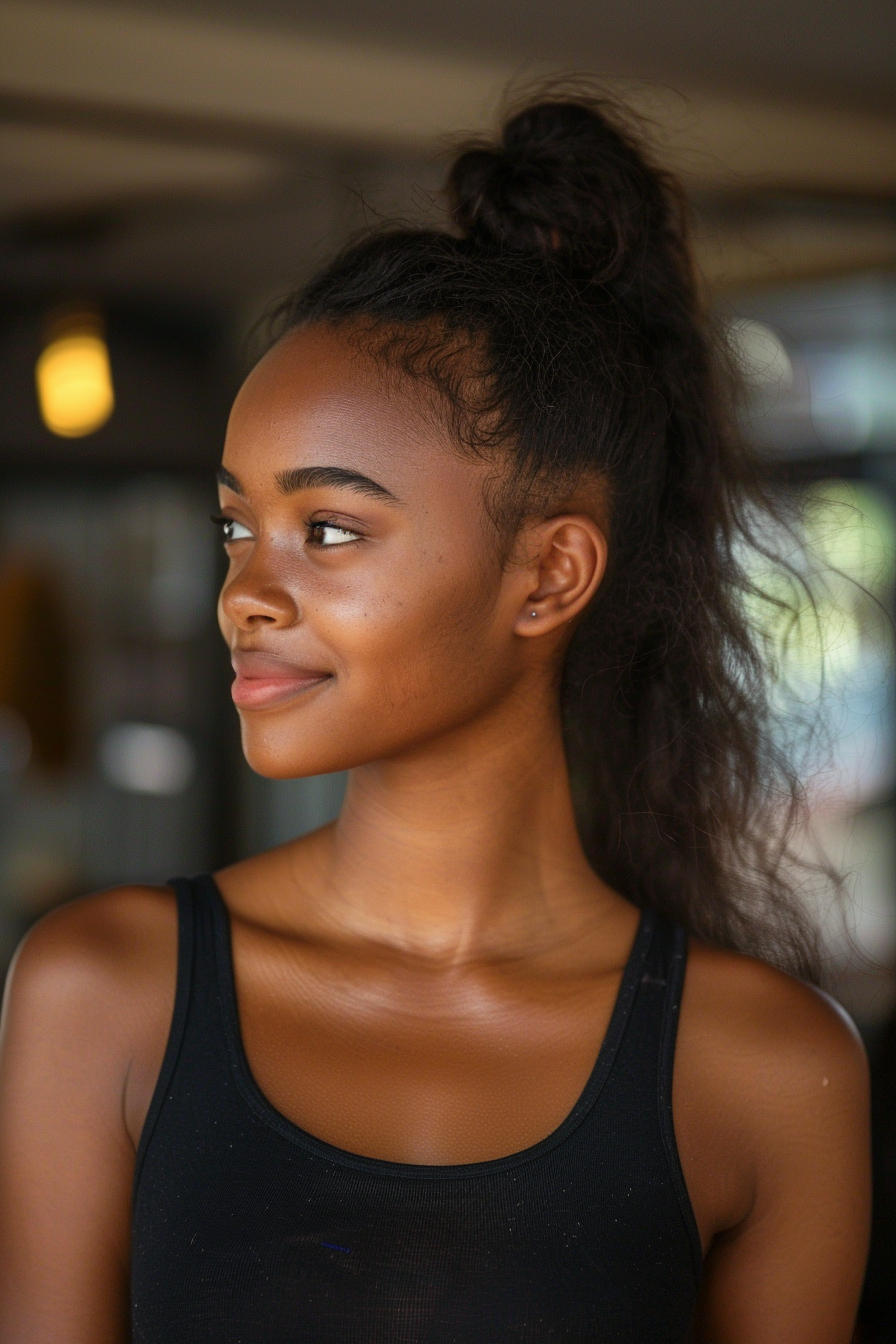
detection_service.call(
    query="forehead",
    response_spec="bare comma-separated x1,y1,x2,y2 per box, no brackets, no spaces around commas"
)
224,325,480,500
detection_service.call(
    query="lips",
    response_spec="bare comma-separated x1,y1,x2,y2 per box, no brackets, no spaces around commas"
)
230,650,331,709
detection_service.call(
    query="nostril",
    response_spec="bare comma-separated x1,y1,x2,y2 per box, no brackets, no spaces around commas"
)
222,580,299,630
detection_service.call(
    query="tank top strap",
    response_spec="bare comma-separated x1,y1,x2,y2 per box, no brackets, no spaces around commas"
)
648,913,689,1106
635,913,689,1141
133,873,232,1194
608,909,687,1064
187,872,232,963
606,909,699,1277
634,909,688,1063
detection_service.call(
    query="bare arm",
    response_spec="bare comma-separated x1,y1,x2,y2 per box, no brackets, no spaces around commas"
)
0,889,176,1344
681,954,871,1343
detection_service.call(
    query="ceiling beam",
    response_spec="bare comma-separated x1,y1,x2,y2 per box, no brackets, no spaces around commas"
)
3,0,896,196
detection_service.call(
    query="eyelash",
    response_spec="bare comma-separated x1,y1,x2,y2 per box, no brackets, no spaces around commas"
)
210,515,362,548
307,519,362,547
210,514,251,544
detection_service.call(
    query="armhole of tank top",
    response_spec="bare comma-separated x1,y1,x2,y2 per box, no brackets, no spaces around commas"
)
131,877,195,1202
657,922,704,1287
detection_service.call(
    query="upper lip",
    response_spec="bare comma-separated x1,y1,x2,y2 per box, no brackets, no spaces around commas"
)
231,649,330,680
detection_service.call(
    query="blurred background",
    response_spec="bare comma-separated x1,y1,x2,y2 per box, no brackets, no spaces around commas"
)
0,0,895,1332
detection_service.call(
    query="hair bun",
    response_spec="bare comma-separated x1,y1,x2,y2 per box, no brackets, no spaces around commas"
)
448,97,670,280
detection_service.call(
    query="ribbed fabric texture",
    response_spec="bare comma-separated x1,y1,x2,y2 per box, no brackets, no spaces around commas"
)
131,875,701,1342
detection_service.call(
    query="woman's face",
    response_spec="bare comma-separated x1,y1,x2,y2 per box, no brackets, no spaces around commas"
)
217,325,542,780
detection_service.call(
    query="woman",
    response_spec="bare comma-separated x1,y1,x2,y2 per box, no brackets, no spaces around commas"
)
0,93,870,1342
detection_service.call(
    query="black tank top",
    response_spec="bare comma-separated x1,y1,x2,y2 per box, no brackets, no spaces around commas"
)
132,874,701,1342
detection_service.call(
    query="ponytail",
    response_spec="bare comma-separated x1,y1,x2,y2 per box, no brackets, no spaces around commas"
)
274,86,821,979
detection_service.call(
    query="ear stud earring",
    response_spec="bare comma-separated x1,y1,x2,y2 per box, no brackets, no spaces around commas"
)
530,610,538,618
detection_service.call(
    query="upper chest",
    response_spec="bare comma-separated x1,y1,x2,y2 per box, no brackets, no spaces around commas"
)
126,897,751,1251
229,923,626,1167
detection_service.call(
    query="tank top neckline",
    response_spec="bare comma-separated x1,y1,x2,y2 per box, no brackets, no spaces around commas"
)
201,873,658,1181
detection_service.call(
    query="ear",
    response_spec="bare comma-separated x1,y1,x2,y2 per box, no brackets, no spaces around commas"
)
512,514,607,637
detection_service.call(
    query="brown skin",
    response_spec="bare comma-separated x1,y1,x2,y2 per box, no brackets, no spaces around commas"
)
0,327,870,1342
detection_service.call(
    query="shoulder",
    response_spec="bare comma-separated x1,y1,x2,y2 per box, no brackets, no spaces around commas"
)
677,940,868,1176
0,888,180,1326
681,940,867,1094
673,940,869,1241
5,883,178,994
2,884,178,1061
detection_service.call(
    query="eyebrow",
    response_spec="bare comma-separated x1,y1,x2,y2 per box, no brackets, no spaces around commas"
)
215,465,400,504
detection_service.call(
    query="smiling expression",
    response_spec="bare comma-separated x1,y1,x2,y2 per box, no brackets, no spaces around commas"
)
216,325,539,780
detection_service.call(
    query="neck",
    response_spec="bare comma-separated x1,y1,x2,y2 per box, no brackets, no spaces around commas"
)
296,682,615,961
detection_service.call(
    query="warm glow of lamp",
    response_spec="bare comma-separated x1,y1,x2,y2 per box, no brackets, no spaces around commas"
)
35,309,115,438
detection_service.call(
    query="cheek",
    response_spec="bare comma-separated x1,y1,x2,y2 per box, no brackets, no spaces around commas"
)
239,542,507,778
338,543,501,709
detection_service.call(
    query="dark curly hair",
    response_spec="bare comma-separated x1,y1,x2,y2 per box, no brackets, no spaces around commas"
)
271,89,822,980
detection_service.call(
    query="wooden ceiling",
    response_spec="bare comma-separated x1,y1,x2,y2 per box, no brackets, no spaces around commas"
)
0,0,894,310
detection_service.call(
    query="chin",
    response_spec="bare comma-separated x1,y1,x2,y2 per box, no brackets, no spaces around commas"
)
239,713,372,780
241,739,341,781
237,698,459,780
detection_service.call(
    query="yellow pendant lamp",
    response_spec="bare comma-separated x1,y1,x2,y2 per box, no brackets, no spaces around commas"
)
35,307,115,438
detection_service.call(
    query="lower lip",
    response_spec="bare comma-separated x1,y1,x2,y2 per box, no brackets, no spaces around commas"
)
231,674,330,709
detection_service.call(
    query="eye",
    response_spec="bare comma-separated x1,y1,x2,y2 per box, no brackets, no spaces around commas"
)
211,514,254,544
308,521,362,547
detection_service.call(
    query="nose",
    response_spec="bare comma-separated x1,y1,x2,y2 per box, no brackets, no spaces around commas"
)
219,553,300,633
